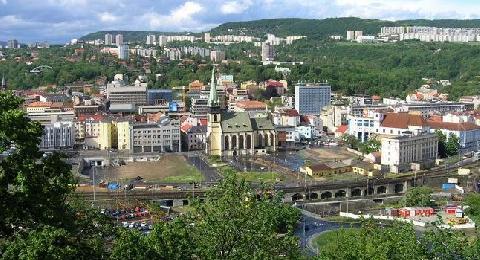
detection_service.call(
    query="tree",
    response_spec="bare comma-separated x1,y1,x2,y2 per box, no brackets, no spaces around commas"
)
0,92,75,236
341,134,359,150
446,133,460,157
186,174,301,259
110,174,301,259
358,137,381,155
0,92,110,258
464,193,480,224
401,186,433,207
318,220,426,260
435,130,447,158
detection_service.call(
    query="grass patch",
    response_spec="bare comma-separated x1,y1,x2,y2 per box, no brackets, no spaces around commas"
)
236,171,281,183
314,228,360,249
161,165,204,183
322,216,362,224
323,172,366,182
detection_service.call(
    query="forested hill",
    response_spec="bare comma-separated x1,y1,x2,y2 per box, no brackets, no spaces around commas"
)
211,17,480,39
80,17,480,42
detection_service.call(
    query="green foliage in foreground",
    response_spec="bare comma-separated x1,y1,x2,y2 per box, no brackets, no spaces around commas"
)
111,174,302,260
401,186,433,207
316,220,480,260
465,193,480,225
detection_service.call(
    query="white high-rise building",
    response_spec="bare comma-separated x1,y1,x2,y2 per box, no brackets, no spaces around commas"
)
210,50,225,63
158,35,167,46
204,32,211,42
115,34,124,46
146,35,156,45
346,31,355,41
261,42,274,61
118,44,129,60
105,33,113,45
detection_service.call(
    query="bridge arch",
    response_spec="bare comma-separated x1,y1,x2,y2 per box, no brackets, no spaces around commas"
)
367,187,375,195
307,192,319,200
394,183,405,193
376,186,387,194
292,193,303,202
351,188,362,197
335,190,347,198
321,191,333,199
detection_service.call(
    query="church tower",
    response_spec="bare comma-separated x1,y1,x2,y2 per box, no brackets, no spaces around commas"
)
206,67,223,156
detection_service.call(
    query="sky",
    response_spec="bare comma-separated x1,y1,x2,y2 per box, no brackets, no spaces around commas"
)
1,0,480,43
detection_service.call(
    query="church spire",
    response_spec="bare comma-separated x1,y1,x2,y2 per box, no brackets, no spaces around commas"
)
208,67,219,107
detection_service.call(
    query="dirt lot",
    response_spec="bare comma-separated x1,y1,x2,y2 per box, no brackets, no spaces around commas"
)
300,146,358,162
95,155,204,183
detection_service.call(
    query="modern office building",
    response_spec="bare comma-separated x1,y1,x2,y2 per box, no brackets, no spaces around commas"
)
105,33,113,45
294,83,331,115
40,121,75,149
147,89,173,105
115,34,124,46
107,85,147,106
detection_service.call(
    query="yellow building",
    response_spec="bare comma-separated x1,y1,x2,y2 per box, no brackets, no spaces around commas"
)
240,80,257,90
306,162,352,178
98,121,114,150
116,120,131,150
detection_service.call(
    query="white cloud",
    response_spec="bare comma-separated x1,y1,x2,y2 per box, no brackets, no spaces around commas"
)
141,1,206,30
1,0,7,5
333,0,480,20
220,0,253,14
98,12,118,23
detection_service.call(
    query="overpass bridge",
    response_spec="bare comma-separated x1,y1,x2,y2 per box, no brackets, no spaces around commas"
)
76,177,413,207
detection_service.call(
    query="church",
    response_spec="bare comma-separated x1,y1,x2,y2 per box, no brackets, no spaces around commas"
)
205,68,277,157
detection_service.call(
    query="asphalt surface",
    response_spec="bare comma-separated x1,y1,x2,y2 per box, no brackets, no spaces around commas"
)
185,154,221,183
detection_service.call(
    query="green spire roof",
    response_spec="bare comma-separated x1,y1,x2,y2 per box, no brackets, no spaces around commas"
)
208,67,219,107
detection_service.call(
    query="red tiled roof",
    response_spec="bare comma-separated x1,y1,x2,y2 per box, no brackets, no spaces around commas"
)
336,124,348,133
427,121,480,131
309,163,332,171
27,101,52,107
381,112,426,129
181,123,193,133
199,118,208,126
236,100,267,110
266,80,284,88
77,114,105,122
284,109,299,117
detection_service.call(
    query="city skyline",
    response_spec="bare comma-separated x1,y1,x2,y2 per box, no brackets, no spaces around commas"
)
1,0,480,43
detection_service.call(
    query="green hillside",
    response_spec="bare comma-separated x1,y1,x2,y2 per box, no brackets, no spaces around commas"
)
80,17,480,42
211,17,480,39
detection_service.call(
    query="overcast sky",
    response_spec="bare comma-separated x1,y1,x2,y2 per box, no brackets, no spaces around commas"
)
1,0,480,43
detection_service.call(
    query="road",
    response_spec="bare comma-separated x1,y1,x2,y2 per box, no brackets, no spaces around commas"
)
185,154,220,183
